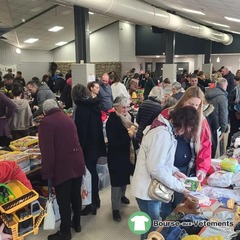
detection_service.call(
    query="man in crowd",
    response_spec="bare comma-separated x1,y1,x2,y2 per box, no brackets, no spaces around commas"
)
205,77,228,157
27,79,55,117
186,73,205,93
14,71,26,87
221,67,235,94
0,74,14,99
98,73,113,113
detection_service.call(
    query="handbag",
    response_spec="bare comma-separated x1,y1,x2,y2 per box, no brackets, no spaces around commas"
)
43,179,56,230
148,178,174,203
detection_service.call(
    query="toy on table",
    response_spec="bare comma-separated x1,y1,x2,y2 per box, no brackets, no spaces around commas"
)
0,184,15,204
220,158,239,173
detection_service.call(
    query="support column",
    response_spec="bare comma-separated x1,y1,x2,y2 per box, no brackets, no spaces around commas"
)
163,30,177,82
74,6,90,63
204,40,212,64
202,40,212,75
165,30,175,64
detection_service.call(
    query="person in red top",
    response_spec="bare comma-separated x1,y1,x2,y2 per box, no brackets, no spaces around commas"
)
160,86,212,219
0,160,32,189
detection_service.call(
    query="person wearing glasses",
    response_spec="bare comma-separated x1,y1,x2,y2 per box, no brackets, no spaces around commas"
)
106,96,137,222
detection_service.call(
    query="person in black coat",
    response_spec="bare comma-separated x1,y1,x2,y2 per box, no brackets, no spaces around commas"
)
72,84,106,216
136,86,162,144
106,96,136,222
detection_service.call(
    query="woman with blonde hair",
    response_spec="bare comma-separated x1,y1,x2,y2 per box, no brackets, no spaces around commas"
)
160,86,211,219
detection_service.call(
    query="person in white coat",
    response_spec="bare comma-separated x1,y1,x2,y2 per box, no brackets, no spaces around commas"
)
111,75,130,101
131,106,199,240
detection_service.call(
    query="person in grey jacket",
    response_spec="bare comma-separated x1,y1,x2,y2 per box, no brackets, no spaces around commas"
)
205,77,228,156
27,79,55,118
10,83,33,140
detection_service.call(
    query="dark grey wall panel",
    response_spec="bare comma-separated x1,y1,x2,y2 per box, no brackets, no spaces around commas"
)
136,25,240,55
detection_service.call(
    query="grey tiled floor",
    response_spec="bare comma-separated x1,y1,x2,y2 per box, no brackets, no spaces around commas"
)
26,186,140,240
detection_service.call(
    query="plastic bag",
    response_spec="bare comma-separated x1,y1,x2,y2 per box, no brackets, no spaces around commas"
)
81,167,92,206
207,170,234,187
43,198,55,230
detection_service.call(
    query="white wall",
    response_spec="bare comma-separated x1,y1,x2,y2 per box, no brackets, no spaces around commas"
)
211,55,240,74
52,42,75,62
0,41,53,81
90,22,120,62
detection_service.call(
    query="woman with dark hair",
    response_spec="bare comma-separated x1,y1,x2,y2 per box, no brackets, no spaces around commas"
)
87,81,100,98
160,86,211,219
72,84,106,216
132,106,199,240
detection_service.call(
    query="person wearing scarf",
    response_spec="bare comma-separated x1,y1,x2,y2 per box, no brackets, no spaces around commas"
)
106,96,137,222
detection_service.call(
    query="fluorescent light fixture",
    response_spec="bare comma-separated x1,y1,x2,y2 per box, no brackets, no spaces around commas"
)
183,8,205,15
156,55,160,58
216,57,220,63
89,11,94,15
224,16,240,22
55,41,67,46
16,48,21,54
175,55,179,57
24,38,39,43
48,26,64,32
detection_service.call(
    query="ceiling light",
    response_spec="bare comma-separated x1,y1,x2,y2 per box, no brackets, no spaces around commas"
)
89,11,94,15
156,55,160,58
55,41,67,46
182,8,205,15
175,55,179,57
16,48,21,54
224,16,240,22
24,38,39,43
48,26,64,32
216,57,220,63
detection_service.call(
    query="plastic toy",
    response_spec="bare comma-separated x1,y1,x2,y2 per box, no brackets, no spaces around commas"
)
0,184,15,204
0,180,46,240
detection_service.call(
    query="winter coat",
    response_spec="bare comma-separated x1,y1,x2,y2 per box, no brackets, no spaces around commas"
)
172,91,184,101
10,99,32,130
143,78,156,100
161,108,211,175
33,83,56,117
223,71,235,94
0,93,16,137
38,108,85,186
205,86,228,133
106,112,134,187
60,79,72,109
136,97,162,143
131,114,185,200
74,97,106,159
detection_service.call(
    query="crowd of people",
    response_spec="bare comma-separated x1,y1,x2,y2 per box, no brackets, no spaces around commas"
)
0,65,239,240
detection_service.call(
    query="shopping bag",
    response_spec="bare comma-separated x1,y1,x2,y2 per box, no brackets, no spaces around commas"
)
81,167,92,206
43,198,56,230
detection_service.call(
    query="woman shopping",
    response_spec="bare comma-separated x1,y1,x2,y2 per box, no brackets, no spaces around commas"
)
106,96,137,222
131,106,199,240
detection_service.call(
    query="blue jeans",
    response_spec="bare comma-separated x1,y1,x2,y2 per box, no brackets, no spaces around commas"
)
136,198,162,240
160,191,185,220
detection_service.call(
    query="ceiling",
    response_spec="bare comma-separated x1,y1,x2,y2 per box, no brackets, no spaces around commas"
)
0,0,240,51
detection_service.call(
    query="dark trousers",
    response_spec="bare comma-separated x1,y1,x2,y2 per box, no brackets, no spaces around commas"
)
84,149,99,206
55,176,82,234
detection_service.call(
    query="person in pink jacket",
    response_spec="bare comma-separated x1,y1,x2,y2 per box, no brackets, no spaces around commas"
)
160,86,211,219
